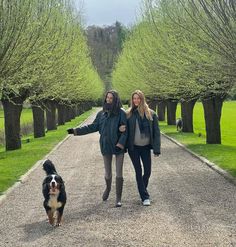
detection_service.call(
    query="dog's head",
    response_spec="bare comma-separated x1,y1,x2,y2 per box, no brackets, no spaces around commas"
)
44,174,65,195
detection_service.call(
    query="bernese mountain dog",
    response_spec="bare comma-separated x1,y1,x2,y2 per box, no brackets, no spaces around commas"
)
42,159,67,226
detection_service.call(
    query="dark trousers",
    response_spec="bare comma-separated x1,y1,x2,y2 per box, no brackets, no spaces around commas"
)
128,145,151,201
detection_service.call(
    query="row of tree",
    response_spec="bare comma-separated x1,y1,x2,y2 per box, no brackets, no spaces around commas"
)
112,0,236,144
0,0,104,151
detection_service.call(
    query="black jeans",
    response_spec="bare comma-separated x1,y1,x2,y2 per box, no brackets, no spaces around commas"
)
128,145,151,201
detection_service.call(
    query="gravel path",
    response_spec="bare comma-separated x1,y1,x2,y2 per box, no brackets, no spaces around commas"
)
0,111,235,247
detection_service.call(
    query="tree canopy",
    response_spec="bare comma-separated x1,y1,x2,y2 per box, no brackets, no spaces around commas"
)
0,0,103,105
112,0,235,102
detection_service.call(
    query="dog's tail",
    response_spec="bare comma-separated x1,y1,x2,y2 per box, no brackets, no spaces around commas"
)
43,159,57,175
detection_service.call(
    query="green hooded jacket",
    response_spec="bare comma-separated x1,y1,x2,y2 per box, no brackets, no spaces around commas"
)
75,109,127,155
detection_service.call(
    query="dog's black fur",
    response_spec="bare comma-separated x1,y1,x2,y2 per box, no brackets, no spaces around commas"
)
176,118,183,131
42,159,67,226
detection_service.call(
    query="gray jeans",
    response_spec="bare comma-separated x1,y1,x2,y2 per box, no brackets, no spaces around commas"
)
103,153,124,179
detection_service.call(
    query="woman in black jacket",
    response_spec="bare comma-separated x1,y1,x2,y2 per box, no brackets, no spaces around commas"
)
67,90,127,207
120,90,161,206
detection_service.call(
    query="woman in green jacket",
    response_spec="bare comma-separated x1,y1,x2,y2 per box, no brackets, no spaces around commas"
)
120,90,161,206
67,90,127,207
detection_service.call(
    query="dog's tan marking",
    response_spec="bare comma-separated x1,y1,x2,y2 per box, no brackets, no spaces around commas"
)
48,195,62,209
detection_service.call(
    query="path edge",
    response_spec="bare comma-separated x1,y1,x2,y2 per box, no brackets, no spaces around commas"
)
162,132,236,186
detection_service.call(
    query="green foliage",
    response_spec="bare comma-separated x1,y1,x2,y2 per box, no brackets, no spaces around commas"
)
0,0,103,103
112,0,236,101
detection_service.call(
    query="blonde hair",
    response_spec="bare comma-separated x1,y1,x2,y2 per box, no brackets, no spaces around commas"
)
127,90,153,120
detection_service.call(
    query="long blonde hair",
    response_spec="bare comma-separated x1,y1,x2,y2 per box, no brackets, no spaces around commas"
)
127,90,153,120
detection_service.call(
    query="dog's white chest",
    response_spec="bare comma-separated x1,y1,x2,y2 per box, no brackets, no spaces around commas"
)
48,196,62,210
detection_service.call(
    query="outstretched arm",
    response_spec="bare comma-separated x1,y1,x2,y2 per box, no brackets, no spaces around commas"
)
67,111,101,136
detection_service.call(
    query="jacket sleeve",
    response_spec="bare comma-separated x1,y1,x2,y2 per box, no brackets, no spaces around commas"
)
152,113,161,155
74,111,100,135
117,110,128,148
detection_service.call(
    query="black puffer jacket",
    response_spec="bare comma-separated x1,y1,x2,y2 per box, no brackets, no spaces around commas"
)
75,109,127,155
126,110,161,155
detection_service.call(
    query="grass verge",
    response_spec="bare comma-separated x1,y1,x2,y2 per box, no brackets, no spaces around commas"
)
160,101,236,177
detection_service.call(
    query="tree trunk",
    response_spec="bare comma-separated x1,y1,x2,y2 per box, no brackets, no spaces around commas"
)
65,105,71,122
167,100,177,125
2,97,23,150
148,100,157,112
76,104,81,116
157,101,166,121
71,106,76,119
181,99,197,133
57,103,66,125
202,96,223,144
68,106,73,119
74,105,78,117
77,103,83,116
32,104,45,138
89,101,93,110
45,100,57,131
80,103,85,113
81,102,86,112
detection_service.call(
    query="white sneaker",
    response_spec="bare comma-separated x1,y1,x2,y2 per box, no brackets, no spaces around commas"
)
142,199,151,206
116,201,122,207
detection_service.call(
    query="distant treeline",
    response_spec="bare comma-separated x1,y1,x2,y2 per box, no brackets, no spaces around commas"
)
86,22,130,91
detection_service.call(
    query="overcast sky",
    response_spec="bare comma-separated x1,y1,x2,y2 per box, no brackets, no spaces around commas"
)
75,0,142,27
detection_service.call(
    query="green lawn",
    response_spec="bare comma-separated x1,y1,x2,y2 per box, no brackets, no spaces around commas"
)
160,101,236,177
0,109,94,194
0,108,33,129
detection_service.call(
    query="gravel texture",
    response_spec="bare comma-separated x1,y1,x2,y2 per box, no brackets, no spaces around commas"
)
0,110,235,247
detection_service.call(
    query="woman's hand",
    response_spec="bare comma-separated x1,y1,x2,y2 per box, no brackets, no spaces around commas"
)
154,153,160,157
116,143,124,150
67,128,75,134
119,125,126,132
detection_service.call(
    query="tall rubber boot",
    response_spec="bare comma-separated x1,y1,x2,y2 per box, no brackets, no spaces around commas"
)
116,177,124,207
102,177,112,201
